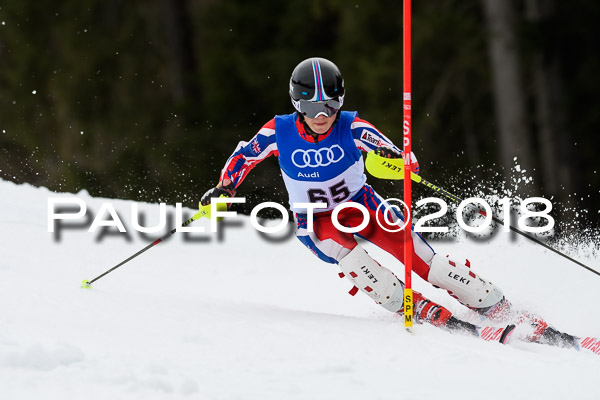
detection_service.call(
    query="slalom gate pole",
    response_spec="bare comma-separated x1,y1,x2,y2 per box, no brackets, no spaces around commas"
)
81,216,197,288
402,0,414,329
364,152,600,278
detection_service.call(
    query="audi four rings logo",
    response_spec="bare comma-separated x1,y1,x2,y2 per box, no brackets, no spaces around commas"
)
291,145,345,168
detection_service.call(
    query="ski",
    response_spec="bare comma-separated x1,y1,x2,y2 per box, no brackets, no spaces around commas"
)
477,324,516,344
471,320,599,354
576,337,600,355
525,324,600,356
442,315,515,344
408,296,515,345
496,309,600,356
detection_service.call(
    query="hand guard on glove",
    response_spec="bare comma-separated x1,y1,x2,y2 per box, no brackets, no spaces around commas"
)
200,185,236,206
375,146,403,159
194,184,236,221
374,146,420,175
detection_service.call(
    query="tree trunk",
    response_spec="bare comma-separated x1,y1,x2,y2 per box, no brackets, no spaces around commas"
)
481,0,537,187
524,0,573,205
161,0,200,103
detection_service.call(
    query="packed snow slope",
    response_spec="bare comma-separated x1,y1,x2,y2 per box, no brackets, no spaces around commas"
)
1,178,599,400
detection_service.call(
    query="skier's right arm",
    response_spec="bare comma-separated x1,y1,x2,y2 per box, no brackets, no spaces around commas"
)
200,119,278,206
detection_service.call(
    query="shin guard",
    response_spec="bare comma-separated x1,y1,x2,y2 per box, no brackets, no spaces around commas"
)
427,254,504,311
338,246,404,312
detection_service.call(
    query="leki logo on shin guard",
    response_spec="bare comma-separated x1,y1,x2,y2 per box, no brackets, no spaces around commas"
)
448,272,471,285
360,265,379,284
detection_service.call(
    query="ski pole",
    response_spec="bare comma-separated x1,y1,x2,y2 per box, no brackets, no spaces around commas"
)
365,151,600,278
80,198,226,289
81,216,197,288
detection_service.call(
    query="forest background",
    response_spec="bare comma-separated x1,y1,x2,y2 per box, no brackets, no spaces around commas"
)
1,0,599,232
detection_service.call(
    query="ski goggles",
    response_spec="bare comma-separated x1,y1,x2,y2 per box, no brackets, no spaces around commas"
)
292,96,344,119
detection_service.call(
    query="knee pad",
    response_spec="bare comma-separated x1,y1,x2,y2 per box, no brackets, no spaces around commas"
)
427,254,504,310
338,246,404,313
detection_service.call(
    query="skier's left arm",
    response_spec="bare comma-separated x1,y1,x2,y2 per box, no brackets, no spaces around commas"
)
350,117,420,174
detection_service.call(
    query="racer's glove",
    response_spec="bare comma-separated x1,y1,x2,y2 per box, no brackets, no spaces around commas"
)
200,185,236,206
375,146,402,159
374,146,420,175
194,184,236,221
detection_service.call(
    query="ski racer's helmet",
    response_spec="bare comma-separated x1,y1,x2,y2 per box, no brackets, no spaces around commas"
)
289,57,345,119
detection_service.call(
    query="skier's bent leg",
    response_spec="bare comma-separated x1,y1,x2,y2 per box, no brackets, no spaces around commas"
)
337,246,479,335
358,218,509,318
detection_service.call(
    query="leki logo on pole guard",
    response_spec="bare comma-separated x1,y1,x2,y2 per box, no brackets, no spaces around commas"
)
291,145,345,168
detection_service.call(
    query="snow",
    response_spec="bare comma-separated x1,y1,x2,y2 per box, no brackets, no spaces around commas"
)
1,178,599,400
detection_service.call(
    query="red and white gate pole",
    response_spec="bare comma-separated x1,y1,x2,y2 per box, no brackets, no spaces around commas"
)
403,0,414,329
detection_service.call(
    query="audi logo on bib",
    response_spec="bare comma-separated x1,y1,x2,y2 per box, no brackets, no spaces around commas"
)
291,145,345,168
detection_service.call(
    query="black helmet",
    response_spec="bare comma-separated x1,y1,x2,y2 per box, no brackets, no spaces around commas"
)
289,57,345,118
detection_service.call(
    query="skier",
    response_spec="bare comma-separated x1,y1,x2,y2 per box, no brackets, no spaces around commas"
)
198,57,573,345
